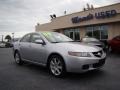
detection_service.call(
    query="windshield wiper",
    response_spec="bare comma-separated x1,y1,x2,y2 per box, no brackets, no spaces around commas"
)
51,41,60,43
51,41,78,43
67,40,80,42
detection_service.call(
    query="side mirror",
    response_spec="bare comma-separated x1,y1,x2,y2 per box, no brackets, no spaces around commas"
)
34,39,45,44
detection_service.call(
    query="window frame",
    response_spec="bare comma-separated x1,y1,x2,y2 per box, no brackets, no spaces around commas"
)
20,34,31,42
86,25,108,40
63,28,80,41
30,33,43,43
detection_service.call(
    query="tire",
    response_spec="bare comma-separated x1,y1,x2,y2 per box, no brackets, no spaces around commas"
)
48,55,66,77
14,51,23,65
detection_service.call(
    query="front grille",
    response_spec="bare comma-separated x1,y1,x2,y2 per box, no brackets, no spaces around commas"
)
93,59,105,68
92,50,103,57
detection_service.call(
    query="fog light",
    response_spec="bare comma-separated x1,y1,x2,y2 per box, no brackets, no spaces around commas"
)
82,65,89,70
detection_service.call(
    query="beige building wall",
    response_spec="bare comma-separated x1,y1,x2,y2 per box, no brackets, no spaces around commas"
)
80,27,86,39
35,23,54,32
108,22,120,39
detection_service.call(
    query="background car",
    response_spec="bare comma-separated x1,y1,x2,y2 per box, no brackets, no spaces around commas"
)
0,42,6,48
81,37,107,51
108,35,120,52
5,42,13,48
13,32,106,77
9,38,21,48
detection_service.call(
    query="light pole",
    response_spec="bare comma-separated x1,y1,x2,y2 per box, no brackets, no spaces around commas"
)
0,35,4,42
12,33,14,42
2,35,4,42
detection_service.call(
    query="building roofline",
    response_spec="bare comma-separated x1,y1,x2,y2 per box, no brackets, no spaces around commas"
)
52,2,120,20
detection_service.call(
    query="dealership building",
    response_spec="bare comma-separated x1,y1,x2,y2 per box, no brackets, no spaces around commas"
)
35,3,120,41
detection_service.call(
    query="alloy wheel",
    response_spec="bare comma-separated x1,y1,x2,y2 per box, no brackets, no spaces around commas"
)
15,52,23,65
15,53,20,64
49,56,64,76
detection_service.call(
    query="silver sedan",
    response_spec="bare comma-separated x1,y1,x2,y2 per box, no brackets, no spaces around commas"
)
13,32,106,77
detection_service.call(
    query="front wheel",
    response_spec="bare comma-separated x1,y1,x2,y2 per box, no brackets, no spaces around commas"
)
48,55,66,77
14,52,23,65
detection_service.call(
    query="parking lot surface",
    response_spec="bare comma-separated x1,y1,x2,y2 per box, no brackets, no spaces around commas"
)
0,48,120,90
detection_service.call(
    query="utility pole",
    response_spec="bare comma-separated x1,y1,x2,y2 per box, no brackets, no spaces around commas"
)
12,33,14,42
2,35,4,42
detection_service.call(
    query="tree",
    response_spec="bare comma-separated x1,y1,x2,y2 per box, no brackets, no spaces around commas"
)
5,35,12,42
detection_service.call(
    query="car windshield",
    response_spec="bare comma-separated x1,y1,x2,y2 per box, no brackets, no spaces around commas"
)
114,35,120,40
82,38,99,42
41,32,73,43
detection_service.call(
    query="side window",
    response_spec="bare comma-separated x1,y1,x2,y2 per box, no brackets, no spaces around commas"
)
20,34,31,42
31,34,42,43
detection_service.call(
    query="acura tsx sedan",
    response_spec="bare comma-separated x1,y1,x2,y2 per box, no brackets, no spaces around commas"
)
13,32,106,77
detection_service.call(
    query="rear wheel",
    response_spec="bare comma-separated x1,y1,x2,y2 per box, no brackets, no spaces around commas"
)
14,52,23,65
48,55,66,77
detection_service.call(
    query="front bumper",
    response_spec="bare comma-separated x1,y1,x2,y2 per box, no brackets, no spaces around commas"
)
64,53,106,73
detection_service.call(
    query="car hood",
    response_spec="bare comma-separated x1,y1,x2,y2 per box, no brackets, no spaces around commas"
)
52,42,102,52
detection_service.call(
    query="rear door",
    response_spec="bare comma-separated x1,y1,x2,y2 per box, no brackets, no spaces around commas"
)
19,34,31,60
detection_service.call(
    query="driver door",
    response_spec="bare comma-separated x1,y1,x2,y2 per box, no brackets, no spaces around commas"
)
28,33,47,64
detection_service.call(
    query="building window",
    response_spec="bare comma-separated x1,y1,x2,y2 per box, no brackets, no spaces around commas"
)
86,27,93,37
86,25,108,40
100,26,108,39
64,28,80,41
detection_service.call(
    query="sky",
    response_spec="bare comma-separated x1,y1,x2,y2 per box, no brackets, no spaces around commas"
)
0,0,120,40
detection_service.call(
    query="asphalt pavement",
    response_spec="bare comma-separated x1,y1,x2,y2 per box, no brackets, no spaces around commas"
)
0,48,120,90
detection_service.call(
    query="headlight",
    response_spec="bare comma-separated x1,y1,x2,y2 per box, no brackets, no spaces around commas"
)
68,51,91,57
